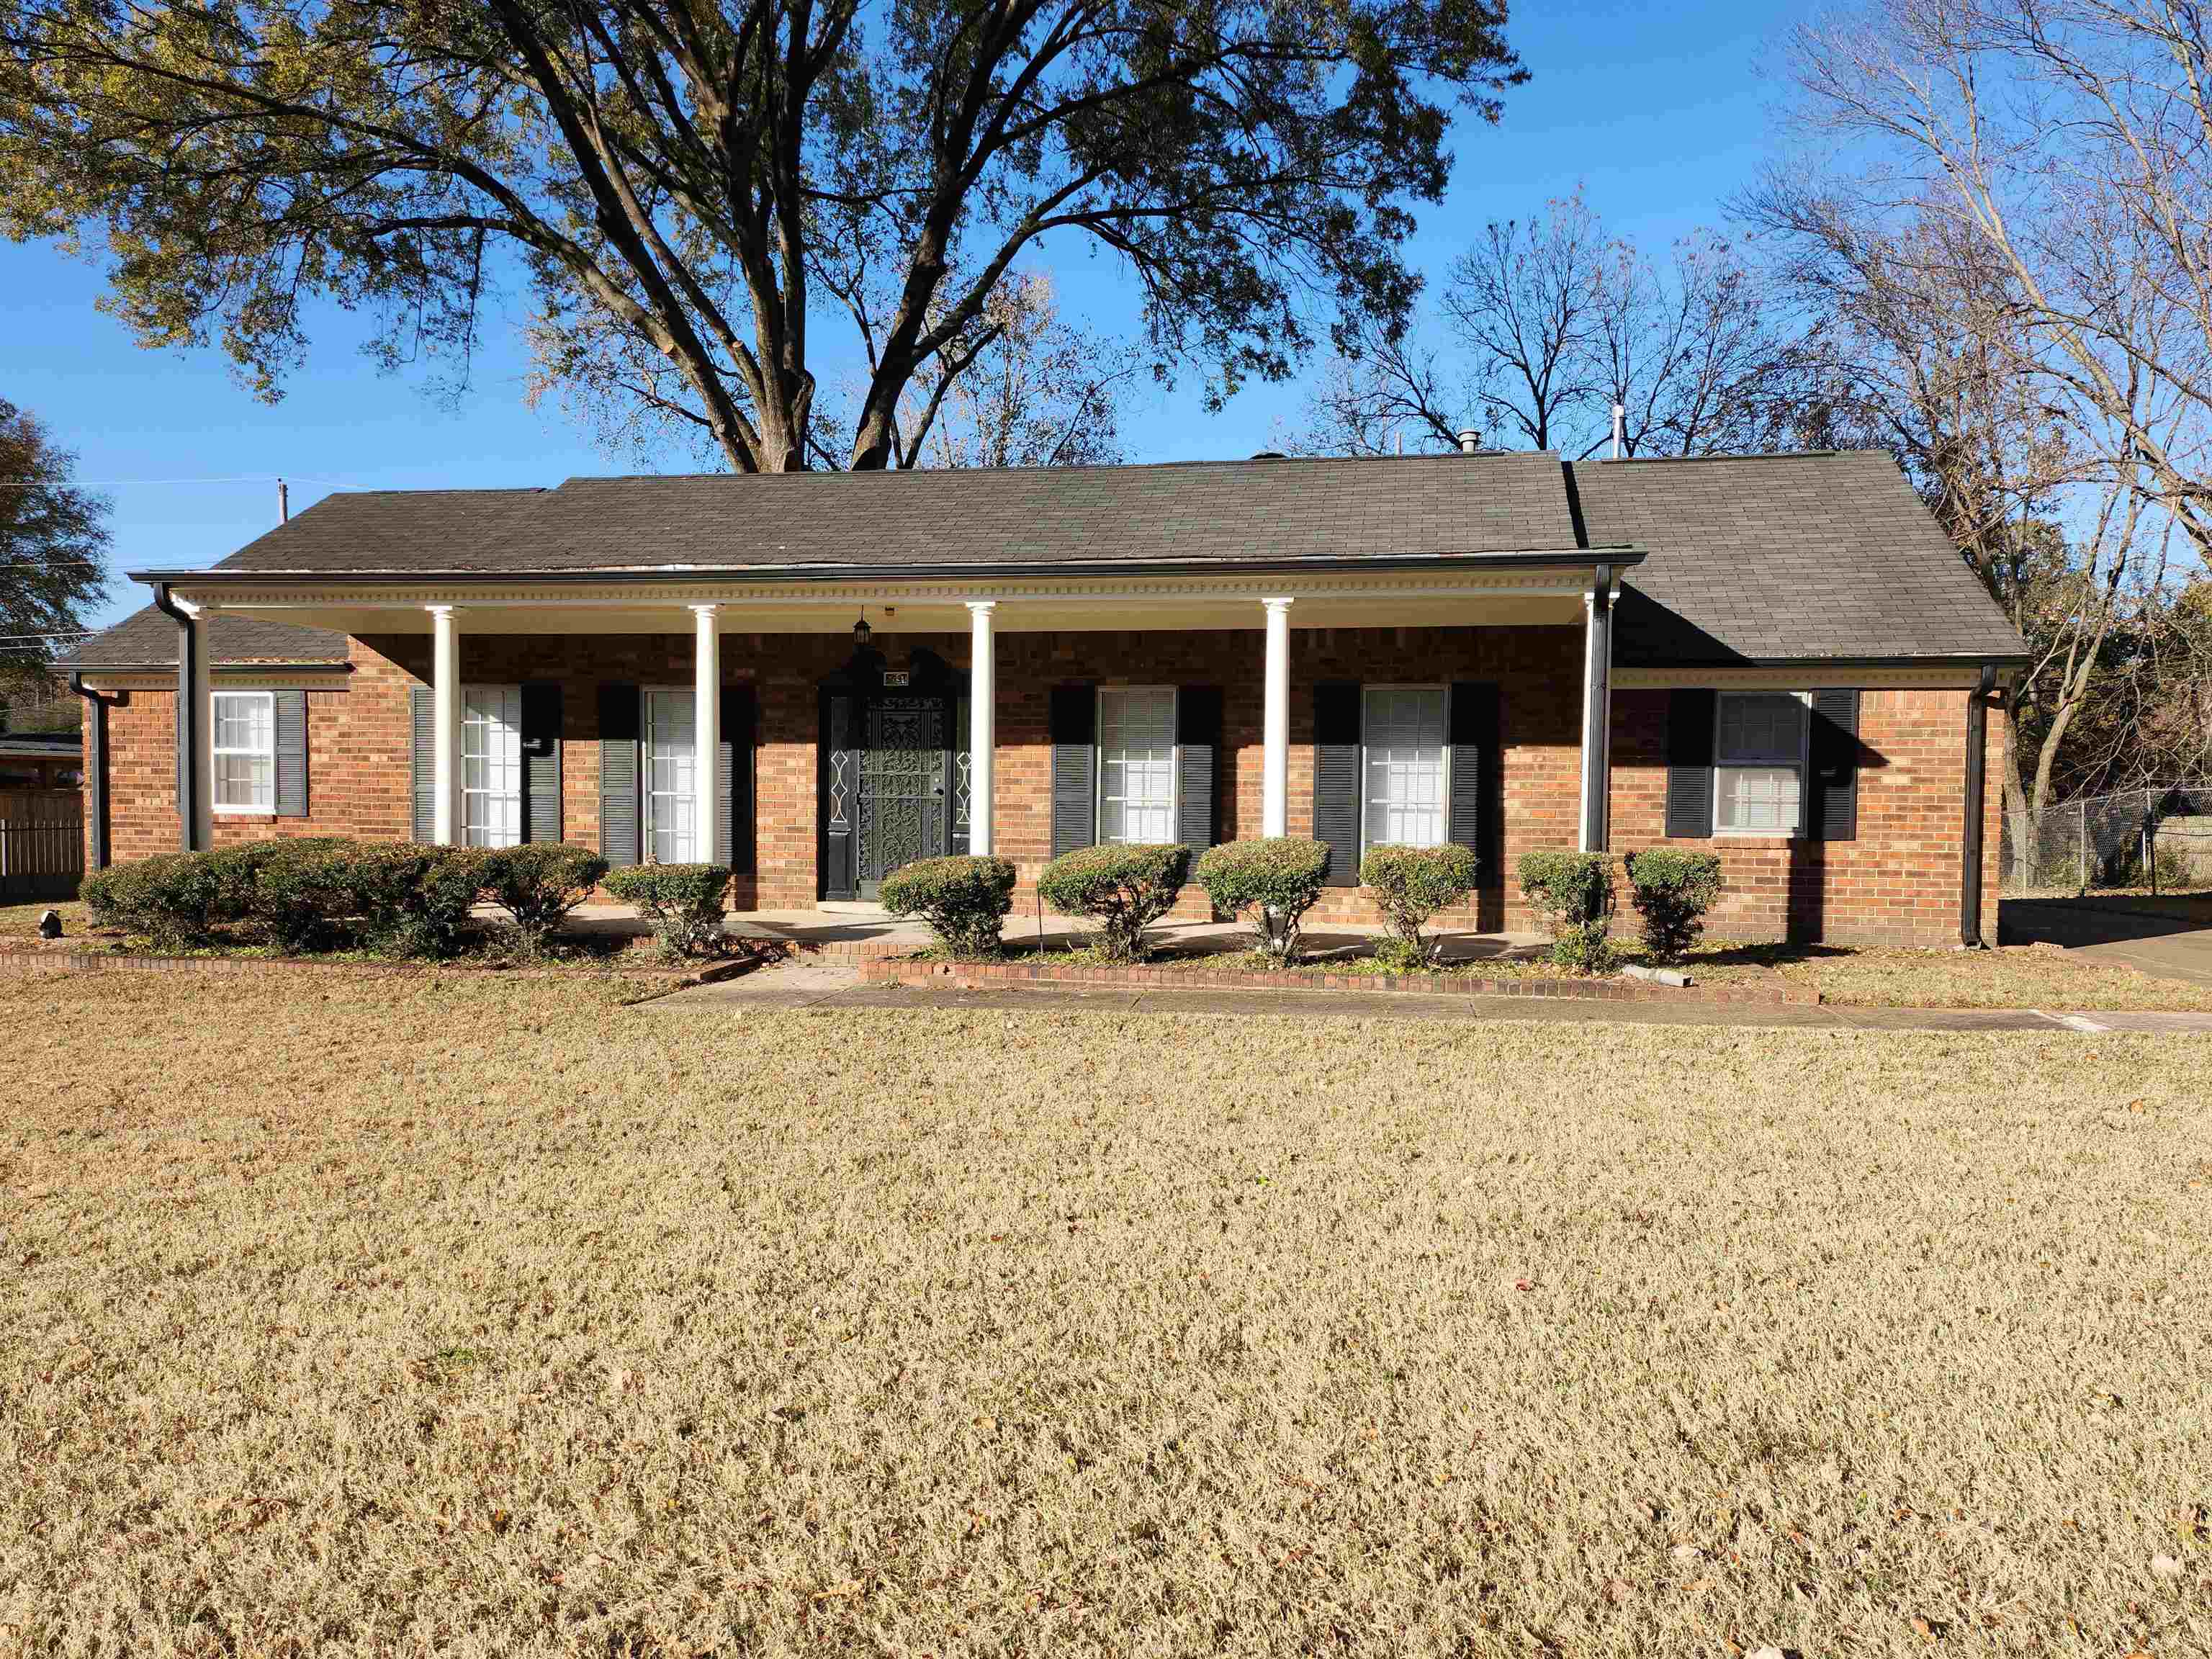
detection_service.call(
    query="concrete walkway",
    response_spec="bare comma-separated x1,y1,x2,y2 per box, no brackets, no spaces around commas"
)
2002,894,2212,989
646,955,2212,1035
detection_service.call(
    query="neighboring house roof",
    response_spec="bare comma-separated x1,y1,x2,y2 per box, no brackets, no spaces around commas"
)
65,606,350,670
91,449,2026,668
207,454,1588,574
0,733,78,757
1578,450,2027,665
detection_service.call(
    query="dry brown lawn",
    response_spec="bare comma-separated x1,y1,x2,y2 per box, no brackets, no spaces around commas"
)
4,975,2210,1656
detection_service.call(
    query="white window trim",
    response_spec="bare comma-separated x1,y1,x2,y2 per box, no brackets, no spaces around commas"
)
642,683,700,865
1358,682,1451,860
1095,684,1179,846
462,683,524,850
1712,689,1811,837
211,689,276,814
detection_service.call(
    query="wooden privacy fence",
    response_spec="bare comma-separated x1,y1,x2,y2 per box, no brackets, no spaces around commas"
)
0,789,83,899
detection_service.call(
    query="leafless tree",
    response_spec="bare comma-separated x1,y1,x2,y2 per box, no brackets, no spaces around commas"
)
895,271,1137,469
1292,192,1793,459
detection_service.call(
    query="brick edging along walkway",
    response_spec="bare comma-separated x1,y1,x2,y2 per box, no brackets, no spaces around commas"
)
0,938,757,989
859,954,1817,1007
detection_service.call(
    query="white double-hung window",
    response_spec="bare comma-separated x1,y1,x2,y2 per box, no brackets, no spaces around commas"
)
1714,691,1809,834
212,691,275,813
1098,687,1177,844
462,685,523,848
1362,685,1448,852
644,687,699,863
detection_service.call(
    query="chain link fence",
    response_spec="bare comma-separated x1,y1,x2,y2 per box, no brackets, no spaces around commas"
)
2001,784,2212,895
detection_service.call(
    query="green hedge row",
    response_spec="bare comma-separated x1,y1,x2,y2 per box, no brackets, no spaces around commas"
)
81,839,612,958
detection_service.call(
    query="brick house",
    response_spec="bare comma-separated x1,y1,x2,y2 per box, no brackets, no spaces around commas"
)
67,449,2026,948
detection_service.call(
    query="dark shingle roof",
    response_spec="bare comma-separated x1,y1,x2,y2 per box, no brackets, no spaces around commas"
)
1575,450,2026,665
211,454,1583,573
217,486,549,574
109,448,2024,668
67,606,349,670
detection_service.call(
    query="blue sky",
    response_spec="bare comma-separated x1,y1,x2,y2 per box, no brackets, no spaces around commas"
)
2,1,1798,634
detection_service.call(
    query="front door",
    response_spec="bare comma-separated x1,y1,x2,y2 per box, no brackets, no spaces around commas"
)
858,695,950,897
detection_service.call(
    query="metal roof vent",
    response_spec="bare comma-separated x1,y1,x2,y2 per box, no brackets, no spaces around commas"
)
1249,449,1287,460
1456,429,1482,454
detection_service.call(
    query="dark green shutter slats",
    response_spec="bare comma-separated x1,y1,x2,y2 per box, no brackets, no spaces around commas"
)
1175,685,1220,850
520,682,562,844
409,687,435,842
1447,682,1496,871
719,683,755,873
1312,681,1362,886
1809,688,1861,842
1665,689,1717,838
598,683,641,868
1049,684,1097,857
274,689,308,818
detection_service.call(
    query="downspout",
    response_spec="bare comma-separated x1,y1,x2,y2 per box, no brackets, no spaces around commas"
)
150,581,205,852
1960,664,1997,948
1579,562,1614,853
69,670,110,871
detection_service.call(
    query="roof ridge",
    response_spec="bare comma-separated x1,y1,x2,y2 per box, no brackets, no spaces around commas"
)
1586,449,1874,467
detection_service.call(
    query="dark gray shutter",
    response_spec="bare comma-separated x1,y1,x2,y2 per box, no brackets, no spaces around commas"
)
598,683,641,868
1665,689,1717,838
1050,684,1097,857
1447,682,1496,871
274,689,308,817
1313,681,1362,886
1809,688,1861,842
409,687,435,842
519,682,562,844
1175,685,1220,850
719,683,755,873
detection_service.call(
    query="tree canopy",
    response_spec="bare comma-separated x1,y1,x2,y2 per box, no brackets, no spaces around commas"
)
0,1,1525,472
0,397,108,694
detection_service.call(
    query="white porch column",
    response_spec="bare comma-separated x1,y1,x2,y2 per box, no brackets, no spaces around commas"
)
180,601,215,850
1578,569,1614,853
1262,596,1293,837
966,601,997,855
428,603,462,845
693,603,721,863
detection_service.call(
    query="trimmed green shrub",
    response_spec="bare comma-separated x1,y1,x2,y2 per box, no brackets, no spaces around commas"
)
1623,847,1722,963
1359,842,1478,957
78,852,228,949
1194,837,1331,963
605,863,732,961
1037,843,1192,962
879,855,1017,958
1518,848,1617,974
343,843,487,959
479,842,611,958
240,838,359,953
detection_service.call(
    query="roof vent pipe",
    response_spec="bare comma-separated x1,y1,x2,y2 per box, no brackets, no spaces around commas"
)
1611,404,1625,459
1456,429,1481,455
277,477,289,523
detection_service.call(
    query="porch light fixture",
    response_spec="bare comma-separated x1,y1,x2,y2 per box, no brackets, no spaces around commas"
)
852,613,872,647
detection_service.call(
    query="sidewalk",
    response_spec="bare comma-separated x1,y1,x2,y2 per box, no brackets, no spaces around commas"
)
648,956,2212,1035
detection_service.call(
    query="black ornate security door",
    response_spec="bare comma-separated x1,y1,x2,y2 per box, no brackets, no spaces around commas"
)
858,695,950,896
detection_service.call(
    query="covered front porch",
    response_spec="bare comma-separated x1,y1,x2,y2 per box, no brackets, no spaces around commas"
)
141,554,1634,921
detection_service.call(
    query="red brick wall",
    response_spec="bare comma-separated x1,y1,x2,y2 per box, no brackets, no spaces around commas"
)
90,629,2001,948
1610,686,2002,948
